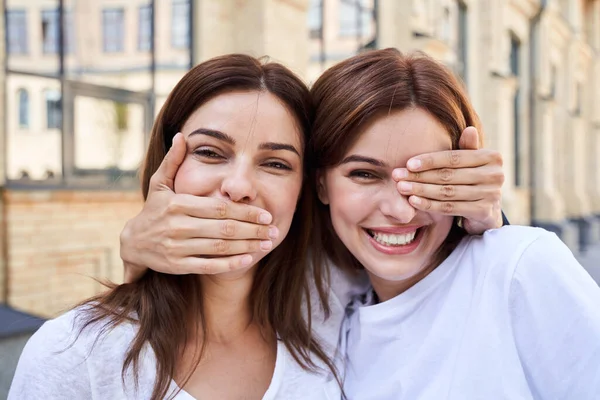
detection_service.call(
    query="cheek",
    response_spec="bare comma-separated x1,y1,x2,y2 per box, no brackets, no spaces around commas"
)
428,215,454,245
327,180,370,228
261,175,303,232
173,159,217,195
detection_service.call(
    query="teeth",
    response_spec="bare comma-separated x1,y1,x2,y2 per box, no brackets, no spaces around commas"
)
371,230,417,246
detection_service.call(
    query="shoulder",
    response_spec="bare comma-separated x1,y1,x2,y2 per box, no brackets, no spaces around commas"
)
9,307,140,399
456,226,558,279
464,225,550,260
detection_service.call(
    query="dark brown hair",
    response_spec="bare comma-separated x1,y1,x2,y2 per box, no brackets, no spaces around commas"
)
308,48,482,273
76,54,335,400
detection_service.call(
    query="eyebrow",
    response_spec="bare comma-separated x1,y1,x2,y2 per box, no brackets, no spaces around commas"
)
188,128,237,145
340,154,388,167
188,128,300,156
259,142,300,156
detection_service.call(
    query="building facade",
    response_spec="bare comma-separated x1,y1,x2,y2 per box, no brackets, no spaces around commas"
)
0,0,599,319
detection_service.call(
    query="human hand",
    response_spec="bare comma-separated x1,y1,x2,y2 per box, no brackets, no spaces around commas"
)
393,126,504,235
120,133,279,282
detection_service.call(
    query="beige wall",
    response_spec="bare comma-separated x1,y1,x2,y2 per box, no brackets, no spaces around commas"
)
6,190,142,317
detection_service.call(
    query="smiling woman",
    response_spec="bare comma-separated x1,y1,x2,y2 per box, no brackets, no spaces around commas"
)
310,48,600,399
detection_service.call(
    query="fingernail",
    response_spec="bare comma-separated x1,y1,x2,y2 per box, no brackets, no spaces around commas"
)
258,212,272,224
410,196,421,205
407,159,421,170
260,240,273,251
399,182,412,192
393,169,408,180
268,226,279,239
172,132,180,145
241,255,253,266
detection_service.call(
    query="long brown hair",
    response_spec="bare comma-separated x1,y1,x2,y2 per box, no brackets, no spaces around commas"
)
308,48,482,273
76,54,335,400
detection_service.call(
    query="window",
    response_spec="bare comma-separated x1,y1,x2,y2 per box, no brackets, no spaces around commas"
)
18,89,30,129
339,0,373,38
7,10,28,54
172,0,190,49
45,90,62,129
42,9,59,54
308,0,323,39
457,1,468,84
139,5,152,51
510,34,522,187
102,8,125,53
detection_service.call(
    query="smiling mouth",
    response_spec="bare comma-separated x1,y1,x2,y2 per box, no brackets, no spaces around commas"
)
365,228,422,246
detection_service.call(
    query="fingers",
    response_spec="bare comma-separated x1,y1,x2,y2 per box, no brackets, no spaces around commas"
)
458,126,480,150
402,148,503,173
176,254,255,275
167,195,273,225
172,216,279,241
171,238,273,257
397,181,500,202
149,132,187,193
407,196,495,221
393,166,504,186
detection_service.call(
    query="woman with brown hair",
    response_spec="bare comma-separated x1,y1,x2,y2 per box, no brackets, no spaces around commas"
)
311,49,600,399
9,54,341,400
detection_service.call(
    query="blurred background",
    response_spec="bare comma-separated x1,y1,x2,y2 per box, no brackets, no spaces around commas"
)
0,0,599,395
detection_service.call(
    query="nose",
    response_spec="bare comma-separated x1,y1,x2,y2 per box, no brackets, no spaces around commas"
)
220,163,257,203
379,185,416,224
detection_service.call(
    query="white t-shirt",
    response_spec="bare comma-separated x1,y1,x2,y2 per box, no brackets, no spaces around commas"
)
341,226,600,400
8,265,369,400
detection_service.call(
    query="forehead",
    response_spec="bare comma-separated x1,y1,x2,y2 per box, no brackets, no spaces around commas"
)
181,90,303,148
348,108,452,165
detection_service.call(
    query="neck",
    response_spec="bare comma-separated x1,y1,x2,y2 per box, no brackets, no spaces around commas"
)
368,261,438,303
198,269,256,343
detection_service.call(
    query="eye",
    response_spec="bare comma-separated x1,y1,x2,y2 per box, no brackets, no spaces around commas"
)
349,170,379,180
264,161,292,171
194,148,224,159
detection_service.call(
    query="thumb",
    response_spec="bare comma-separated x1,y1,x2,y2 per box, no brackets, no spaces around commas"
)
458,126,480,150
149,132,186,192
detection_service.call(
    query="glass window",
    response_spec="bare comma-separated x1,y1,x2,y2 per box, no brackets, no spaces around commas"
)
45,89,62,130
42,9,60,54
172,0,190,49
139,5,152,51
18,89,29,129
7,10,28,54
308,0,323,39
339,0,372,38
102,8,125,53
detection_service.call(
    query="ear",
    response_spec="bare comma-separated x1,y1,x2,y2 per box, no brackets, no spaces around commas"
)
316,170,330,205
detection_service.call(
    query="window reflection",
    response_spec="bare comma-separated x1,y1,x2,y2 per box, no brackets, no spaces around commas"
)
7,9,28,55
18,89,30,129
4,0,193,186
172,0,190,49
45,89,62,130
102,8,126,53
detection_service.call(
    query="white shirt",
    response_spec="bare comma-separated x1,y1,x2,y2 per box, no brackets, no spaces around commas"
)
341,226,600,400
8,265,369,400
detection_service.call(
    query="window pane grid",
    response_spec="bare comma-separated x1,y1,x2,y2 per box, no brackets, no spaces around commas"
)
7,10,28,54
138,5,152,51
172,0,190,49
102,8,125,53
